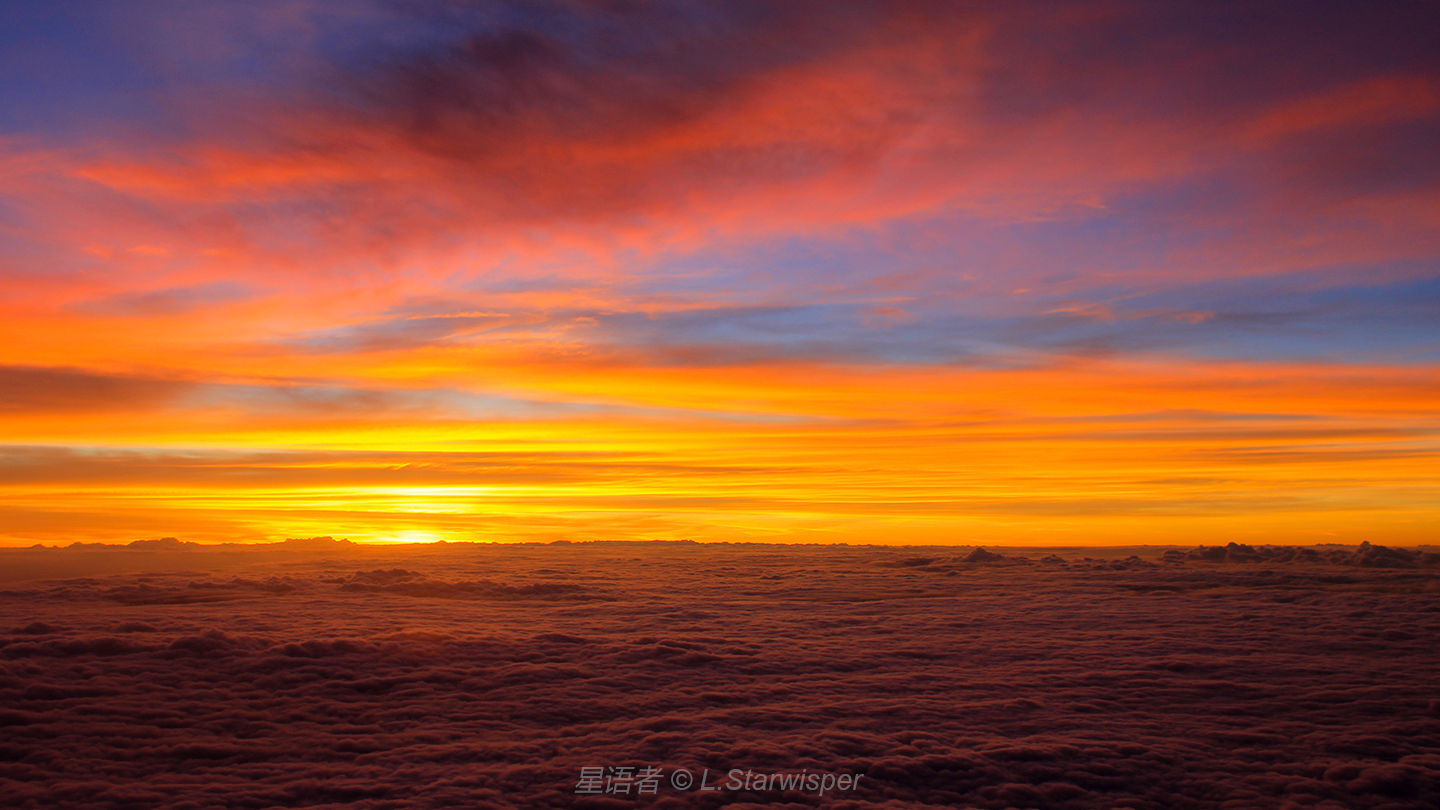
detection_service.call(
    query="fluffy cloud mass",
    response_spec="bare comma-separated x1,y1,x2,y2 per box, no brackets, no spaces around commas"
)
2,542,1439,808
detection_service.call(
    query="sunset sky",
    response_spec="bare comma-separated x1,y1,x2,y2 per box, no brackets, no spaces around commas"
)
1,0,1437,546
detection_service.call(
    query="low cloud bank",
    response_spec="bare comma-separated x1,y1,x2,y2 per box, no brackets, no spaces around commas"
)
1,543,1438,808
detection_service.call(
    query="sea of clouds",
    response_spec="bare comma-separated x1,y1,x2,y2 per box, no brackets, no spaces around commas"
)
1,540,1438,808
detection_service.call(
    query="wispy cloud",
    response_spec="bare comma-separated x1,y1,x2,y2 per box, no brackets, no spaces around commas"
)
0,1,1438,543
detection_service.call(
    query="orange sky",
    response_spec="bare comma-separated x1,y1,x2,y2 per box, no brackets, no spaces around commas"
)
1,1,1438,545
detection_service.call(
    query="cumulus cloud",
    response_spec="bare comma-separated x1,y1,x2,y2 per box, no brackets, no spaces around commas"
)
1164,541,1440,568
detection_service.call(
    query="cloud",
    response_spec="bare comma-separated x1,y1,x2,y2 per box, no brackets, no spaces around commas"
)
1,2,1439,547
1162,541,1440,568
1243,76,1440,144
1,0,1434,287
0,366,194,413
2,542,1439,807
77,282,254,317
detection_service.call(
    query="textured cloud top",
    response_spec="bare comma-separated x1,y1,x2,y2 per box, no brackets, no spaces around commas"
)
2,542,1439,807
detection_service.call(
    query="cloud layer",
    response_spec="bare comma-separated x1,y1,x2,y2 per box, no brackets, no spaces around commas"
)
2,542,1439,807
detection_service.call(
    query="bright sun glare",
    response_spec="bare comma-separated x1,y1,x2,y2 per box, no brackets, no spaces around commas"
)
382,531,446,544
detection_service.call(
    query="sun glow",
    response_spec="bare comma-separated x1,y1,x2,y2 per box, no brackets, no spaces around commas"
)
0,2,1437,547
377,530,448,545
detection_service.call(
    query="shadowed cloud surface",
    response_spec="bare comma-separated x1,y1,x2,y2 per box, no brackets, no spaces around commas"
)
2,541,1439,808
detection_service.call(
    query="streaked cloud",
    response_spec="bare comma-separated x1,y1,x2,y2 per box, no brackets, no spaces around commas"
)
0,1,1437,544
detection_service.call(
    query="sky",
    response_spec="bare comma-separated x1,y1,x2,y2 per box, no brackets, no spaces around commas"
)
1,0,1437,546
